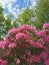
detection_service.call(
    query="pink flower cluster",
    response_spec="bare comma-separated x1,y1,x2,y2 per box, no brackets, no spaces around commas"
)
43,23,49,29
0,59,7,65
0,23,49,65
8,24,37,34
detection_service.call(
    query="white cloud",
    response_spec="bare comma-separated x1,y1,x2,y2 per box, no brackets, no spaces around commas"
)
0,0,20,18
0,0,31,18
30,0,37,6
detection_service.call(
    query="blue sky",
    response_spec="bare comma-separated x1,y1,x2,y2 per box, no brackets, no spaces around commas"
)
0,0,37,18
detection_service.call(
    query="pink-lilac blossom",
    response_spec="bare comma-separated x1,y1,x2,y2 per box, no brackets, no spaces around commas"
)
8,43,16,48
43,23,49,29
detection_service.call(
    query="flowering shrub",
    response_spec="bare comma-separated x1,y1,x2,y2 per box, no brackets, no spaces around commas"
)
0,23,49,65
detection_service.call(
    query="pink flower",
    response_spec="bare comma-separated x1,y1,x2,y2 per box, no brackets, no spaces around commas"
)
0,59,7,65
16,33,34,45
37,30,46,37
15,24,37,34
24,24,37,33
33,55,40,63
44,36,49,43
16,33,28,40
29,57,33,63
5,50,10,56
34,42,43,48
40,51,48,60
16,33,24,40
27,51,31,56
30,55,40,63
1,60,8,65
0,59,3,63
1,23,49,65
8,27,17,34
0,41,4,49
45,59,49,65
8,43,16,48
43,23,49,29
16,24,26,32
3,40,9,47
16,59,20,64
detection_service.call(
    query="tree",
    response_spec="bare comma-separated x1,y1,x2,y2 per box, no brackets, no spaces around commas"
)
12,0,49,30
13,7,34,27
5,14,13,34
35,0,49,30
0,6,5,40
0,6,12,40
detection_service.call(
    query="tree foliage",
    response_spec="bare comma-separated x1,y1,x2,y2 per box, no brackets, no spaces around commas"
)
0,6,12,40
13,0,49,30
35,0,49,29
13,7,34,27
